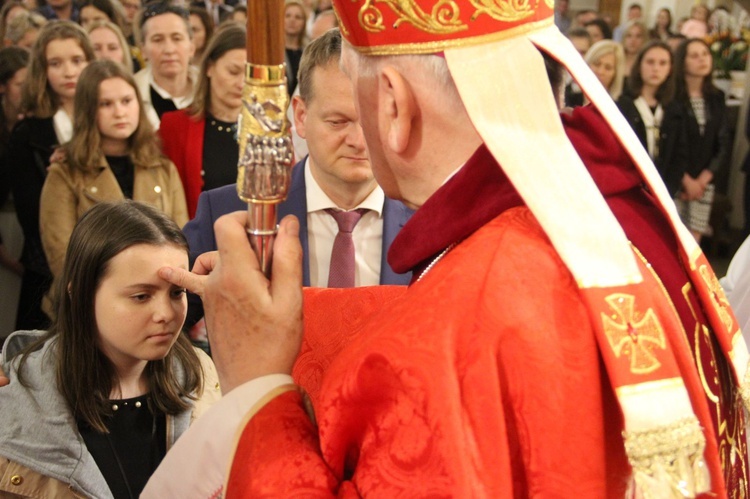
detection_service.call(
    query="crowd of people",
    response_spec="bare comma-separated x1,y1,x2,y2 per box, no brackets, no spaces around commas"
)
558,3,740,247
3,0,750,496
0,0,339,334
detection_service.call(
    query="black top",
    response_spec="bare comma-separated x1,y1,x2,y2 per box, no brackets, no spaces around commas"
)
150,87,178,118
285,48,303,95
616,94,689,197
7,117,55,275
106,155,135,199
677,89,731,178
78,394,167,499
202,114,239,191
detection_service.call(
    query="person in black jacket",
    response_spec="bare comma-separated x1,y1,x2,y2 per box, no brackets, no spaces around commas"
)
8,21,94,329
617,40,688,196
672,38,731,243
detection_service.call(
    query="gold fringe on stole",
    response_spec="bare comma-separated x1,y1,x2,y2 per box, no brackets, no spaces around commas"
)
624,418,710,498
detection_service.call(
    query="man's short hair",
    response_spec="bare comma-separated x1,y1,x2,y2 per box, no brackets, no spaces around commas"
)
567,27,591,41
298,27,341,102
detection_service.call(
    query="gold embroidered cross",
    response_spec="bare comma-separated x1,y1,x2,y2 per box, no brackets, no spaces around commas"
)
699,265,734,333
601,294,666,375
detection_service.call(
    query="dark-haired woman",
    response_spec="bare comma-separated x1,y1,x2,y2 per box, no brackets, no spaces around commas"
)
0,200,220,498
649,8,673,41
617,41,687,196
672,38,731,243
160,23,244,218
188,7,213,64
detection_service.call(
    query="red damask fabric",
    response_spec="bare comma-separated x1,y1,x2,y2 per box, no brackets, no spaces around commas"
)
227,208,631,497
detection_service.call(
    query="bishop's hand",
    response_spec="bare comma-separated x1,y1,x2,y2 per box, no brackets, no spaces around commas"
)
159,212,303,394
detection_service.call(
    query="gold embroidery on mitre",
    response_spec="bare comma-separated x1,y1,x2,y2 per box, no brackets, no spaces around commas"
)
358,0,467,34
699,264,735,333
469,0,534,22
601,294,666,375
542,0,553,9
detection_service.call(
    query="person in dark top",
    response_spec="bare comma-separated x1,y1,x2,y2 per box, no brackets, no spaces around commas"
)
0,200,218,499
672,38,731,243
9,21,94,329
617,40,687,196
284,0,307,95
159,23,244,218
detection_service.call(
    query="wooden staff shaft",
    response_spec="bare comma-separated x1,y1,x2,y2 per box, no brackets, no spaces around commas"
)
247,0,285,65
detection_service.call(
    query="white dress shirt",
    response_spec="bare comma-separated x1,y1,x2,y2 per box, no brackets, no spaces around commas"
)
304,159,384,287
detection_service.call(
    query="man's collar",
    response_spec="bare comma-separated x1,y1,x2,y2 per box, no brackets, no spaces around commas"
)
304,157,384,216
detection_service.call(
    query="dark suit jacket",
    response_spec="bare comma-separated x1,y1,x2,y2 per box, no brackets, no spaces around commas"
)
183,158,413,326
616,95,689,197
678,90,731,178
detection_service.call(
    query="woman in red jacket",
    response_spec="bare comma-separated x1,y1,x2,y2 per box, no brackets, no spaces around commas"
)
159,23,244,218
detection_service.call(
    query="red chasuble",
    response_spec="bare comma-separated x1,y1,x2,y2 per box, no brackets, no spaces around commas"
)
225,106,748,497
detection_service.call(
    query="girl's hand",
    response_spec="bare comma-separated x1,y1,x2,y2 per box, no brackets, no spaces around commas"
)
49,146,67,166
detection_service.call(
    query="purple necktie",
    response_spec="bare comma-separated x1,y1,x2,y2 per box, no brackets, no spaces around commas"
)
326,208,366,288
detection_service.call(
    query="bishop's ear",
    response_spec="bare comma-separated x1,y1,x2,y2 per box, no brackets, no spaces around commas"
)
379,66,416,154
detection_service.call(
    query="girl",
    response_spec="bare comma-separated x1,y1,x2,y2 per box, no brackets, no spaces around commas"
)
284,0,307,95
188,7,213,64
160,23,244,217
8,20,94,329
649,8,673,41
672,38,731,243
622,20,647,76
78,0,126,31
617,41,687,196
0,200,220,498
79,0,143,71
40,59,188,312
87,20,133,73
584,40,626,101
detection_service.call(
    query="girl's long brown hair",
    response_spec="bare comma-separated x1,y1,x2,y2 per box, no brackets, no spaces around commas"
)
21,21,95,118
17,200,203,433
65,59,165,173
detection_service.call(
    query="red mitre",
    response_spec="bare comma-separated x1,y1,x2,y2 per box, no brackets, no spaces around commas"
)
331,0,553,55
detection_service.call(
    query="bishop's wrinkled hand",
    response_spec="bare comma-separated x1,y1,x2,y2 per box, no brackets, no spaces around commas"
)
159,212,304,394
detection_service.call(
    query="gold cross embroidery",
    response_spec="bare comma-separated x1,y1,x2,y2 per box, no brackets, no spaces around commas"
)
699,264,734,334
601,294,667,375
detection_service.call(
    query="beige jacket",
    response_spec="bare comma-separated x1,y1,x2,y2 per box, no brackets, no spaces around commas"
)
0,349,221,499
39,156,188,315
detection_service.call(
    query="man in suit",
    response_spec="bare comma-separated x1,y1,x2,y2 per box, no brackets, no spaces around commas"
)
183,29,411,327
